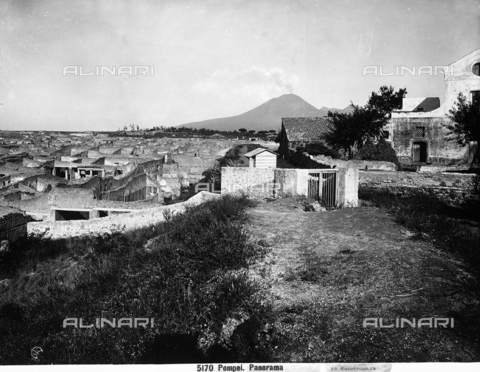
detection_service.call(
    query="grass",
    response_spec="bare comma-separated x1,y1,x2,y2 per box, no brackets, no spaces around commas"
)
359,189,480,273
358,189,480,352
245,196,480,362
2,190,479,363
0,194,271,364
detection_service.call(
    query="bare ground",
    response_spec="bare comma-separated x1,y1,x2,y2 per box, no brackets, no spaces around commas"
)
246,197,480,362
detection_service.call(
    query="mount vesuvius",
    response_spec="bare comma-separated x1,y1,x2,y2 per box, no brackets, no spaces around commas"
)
176,94,353,132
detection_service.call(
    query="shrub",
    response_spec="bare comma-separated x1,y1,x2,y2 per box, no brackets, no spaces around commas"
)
0,194,271,364
354,138,402,170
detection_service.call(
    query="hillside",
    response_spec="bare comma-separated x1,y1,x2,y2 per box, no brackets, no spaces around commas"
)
177,94,353,132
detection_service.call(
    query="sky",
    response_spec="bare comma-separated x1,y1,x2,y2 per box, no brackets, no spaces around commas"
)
0,0,479,131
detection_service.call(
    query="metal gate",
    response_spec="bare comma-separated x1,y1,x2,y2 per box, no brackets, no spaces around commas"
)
307,169,339,208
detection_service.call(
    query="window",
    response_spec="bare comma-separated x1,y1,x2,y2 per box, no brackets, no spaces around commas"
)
414,127,426,137
383,131,390,139
473,62,480,76
472,91,480,106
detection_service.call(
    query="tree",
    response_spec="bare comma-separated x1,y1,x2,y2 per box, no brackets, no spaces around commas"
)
445,92,480,164
248,130,256,135
323,86,407,159
239,128,247,133
202,163,222,187
136,124,140,131
354,137,401,169
325,104,387,159
129,124,135,131
269,130,277,134
367,85,407,117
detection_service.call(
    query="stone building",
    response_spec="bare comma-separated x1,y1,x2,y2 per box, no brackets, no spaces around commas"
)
386,49,480,167
277,117,330,157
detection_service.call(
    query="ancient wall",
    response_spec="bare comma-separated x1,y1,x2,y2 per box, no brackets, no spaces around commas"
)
359,170,479,206
162,163,179,177
27,191,220,239
290,151,396,171
22,158,43,168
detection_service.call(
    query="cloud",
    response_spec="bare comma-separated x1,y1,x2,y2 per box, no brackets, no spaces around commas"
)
192,66,299,100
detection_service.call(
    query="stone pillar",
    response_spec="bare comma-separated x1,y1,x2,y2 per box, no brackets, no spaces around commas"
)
295,169,309,197
338,168,359,207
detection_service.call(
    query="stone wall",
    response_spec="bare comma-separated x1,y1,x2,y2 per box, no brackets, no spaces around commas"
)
221,167,359,206
290,151,396,171
273,169,298,197
27,191,220,239
359,170,479,206
221,167,275,198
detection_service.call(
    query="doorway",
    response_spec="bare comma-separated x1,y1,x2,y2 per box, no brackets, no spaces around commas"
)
413,142,427,163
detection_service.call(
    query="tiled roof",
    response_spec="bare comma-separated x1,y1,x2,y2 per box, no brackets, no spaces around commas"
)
282,117,330,142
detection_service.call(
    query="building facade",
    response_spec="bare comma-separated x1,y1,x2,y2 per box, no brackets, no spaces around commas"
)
386,49,480,167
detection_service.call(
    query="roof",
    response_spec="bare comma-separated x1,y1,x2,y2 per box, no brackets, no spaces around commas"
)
244,148,278,158
396,97,441,112
282,117,330,142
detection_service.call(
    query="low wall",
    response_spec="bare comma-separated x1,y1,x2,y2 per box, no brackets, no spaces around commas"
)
290,152,396,171
359,170,479,206
221,167,359,207
221,167,275,198
27,191,221,239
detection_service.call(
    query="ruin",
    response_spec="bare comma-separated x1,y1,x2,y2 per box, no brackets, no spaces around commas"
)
0,130,272,239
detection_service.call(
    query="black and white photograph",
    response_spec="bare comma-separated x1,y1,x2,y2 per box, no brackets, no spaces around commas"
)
0,0,479,369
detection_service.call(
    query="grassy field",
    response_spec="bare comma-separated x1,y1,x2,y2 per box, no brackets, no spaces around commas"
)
0,191,479,363
246,195,480,362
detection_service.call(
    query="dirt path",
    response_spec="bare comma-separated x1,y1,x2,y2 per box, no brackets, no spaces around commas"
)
246,198,480,362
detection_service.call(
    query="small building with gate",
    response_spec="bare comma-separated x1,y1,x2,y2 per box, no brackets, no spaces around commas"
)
221,166,358,208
